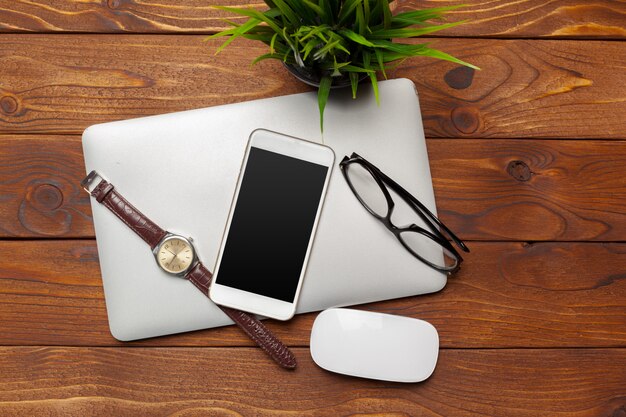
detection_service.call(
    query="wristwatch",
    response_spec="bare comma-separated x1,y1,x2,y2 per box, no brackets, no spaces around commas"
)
81,170,297,369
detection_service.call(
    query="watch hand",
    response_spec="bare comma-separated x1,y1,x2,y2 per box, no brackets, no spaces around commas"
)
165,248,177,257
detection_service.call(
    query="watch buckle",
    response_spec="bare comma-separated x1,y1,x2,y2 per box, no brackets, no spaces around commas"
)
81,170,102,193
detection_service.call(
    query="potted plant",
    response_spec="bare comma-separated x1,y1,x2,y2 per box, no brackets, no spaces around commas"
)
207,0,478,130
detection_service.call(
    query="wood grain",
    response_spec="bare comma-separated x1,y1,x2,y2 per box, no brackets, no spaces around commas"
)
0,0,258,33
1,36,624,138
3,135,626,241
0,135,90,238
1,0,625,39
429,139,626,241
0,347,624,416
395,0,626,39
1,240,624,348
0,1,623,413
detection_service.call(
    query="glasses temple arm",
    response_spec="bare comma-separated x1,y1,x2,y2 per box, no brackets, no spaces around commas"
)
374,168,469,253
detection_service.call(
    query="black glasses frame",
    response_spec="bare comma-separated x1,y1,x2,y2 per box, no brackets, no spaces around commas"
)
339,152,469,274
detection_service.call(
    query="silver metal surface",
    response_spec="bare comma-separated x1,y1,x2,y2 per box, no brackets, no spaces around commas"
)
82,78,445,341
81,170,102,193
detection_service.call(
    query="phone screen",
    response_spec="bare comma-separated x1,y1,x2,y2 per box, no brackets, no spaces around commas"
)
215,146,330,302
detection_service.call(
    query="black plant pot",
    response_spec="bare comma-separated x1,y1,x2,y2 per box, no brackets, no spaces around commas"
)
283,63,366,89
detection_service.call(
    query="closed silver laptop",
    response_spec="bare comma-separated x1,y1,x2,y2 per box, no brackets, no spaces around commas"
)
82,78,446,341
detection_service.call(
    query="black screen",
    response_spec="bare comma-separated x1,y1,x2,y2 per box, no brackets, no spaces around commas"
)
215,147,329,302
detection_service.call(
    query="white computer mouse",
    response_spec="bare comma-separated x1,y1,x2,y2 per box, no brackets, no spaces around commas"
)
310,308,439,383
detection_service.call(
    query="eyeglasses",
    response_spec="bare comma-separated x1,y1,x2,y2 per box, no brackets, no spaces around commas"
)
339,153,469,274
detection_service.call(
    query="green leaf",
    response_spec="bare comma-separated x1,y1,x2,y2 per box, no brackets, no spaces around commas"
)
240,33,275,42
214,18,261,54
361,50,379,105
369,21,468,39
389,16,450,29
331,55,341,76
417,47,480,70
204,19,248,41
380,56,408,70
282,48,291,62
299,25,330,42
378,50,411,62
338,0,361,25
270,0,299,26
270,32,278,53
327,0,340,19
339,29,374,47
302,37,321,61
349,72,359,99
313,39,347,60
356,2,366,35
370,39,428,54
251,53,283,64
321,64,374,73
362,49,371,67
369,1,383,26
381,0,392,29
280,27,304,66
302,0,324,18
282,0,314,22
318,75,332,132
392,5,466,23
222,19,242,28
320,0,335,25
333,59,352,70
369,72,380,105
245,25,277,33
374,48,387,79
210,6,285,38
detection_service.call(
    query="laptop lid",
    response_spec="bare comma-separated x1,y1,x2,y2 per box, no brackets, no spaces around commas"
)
82,78,446,341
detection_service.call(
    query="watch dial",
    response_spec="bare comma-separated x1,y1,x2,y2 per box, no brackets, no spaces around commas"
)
157,237,194,274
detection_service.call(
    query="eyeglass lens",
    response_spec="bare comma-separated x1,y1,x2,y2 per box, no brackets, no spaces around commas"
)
398,230,458,270
344,159,459,271
344,162,389,217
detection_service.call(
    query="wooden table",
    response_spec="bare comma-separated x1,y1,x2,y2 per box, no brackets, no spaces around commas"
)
1,1,625,415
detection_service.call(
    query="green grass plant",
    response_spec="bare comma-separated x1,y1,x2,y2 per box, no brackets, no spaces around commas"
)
206,0,477,131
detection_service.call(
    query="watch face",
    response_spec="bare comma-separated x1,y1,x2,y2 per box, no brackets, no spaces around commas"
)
156,236,195,274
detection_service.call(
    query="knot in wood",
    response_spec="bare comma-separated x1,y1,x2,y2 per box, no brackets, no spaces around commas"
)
451,106,480,134
0,96,18,114
107,0,122,9
611,406,626,417
29,184,64,211
444,66,475,90
507,160,532,182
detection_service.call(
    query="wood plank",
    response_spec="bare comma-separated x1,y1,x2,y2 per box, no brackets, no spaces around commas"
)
396,0,626,39
0,136,90,238
0,347,624,416
0,0,256,33
3,135,626,241
1,240,624,348
429,139,626,241
0,36,625,138
0,0,625,39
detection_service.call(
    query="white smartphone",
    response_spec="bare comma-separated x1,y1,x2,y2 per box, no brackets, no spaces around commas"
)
209,129,335,320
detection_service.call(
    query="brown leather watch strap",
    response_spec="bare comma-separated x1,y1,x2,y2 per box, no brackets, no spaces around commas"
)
187,263,297,369
84,172,297,370
219,305,298,369
90,179,167,249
